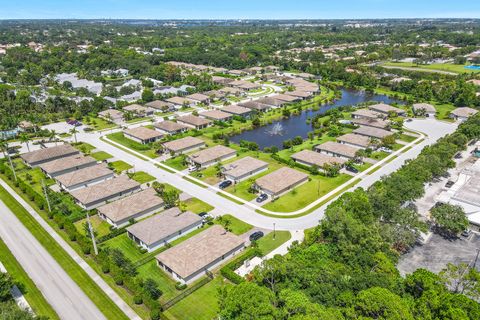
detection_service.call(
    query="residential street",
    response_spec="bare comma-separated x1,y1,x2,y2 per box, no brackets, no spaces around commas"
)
0,200,106,320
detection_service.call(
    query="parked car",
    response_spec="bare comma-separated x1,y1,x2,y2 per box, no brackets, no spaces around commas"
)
188,166,198,173
379,147,393,153
454,152,462,159
256,193,268,203
346,166,359,173
199,212,210,219
219,180,232,189
461,230,472,237
445,180,455,188
249,231,264,241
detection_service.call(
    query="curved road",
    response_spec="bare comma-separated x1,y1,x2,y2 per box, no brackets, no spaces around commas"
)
77,118,457,231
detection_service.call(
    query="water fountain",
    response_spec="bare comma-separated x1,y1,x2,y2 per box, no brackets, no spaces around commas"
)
266,122,284,136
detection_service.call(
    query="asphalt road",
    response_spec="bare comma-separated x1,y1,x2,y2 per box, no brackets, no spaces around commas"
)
0,200,106,320
75,118,457,231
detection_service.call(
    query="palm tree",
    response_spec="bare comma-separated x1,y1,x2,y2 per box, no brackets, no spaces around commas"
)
70,127,78,144
0,140,17,181
19,133,30,152
49,130,57,146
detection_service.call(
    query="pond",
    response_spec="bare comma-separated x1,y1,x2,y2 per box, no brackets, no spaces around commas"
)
230,88,404,149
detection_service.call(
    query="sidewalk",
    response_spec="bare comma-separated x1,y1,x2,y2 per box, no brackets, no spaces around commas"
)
0,179,142,320
0,261,33,314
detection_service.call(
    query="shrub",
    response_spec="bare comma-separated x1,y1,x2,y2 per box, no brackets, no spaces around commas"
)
133,295,143,305
150,309,161,320
175,282,187,290
101,264,110,274
114,275,124,286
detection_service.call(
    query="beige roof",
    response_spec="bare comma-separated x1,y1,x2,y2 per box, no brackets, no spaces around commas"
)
222,156,268,178
123,104,148,113
256,97,285,107
165,96,190,106
146,100,173,110
21,144,79,165
368,103,405,114
315,141,360,158
71,176,140,205
271,94,300,102
55,164,113,188
18,120,34,129
221,105,251,115
127,207,202,246
285,90,311,98
162,136,205,152
124,127,163,141
98,109,123,119
351,118,390,129
467,79,480,86
186,93,210,103
189,145,236,165
412,103,436,113
154,120,189,133
200,110,232,121
212,76,234,84
177,115,212,127
337,133,372,148
291,150,346,167
450,107,478,118
156,225,244,279
255,167,308,194
238,101,270,111
353,126,392,139
98,188,164,223
39,155,97,175
219,87,243,95
351,108,383,119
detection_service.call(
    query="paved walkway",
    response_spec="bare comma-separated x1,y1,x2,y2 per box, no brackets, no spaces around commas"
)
0,261,33,314
0,179,141,320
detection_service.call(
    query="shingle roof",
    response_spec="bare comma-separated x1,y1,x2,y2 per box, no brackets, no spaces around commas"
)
177,115,212,127
55,164,113,188
350,118,390,129
270,94,300,102
70,176,140,205
412,103,436,113
222,156,268,178
221,105,251,115
39,155,97,175
351,108,383,119
450,107,478,118
337,133,372,148
189,145,236,165
21,144,79,165
186,93,210,102
284,90,312,98
154,121,189,133
291,150,346,167
155,225,244,279
200,110,232,121
165,96,190,106
124,127,163,141
238,101,270,111
353,126,392,139
145,100,173,110
162,136,205,152
368,103,405,114
98,188,164,223
255,167,308,194
127,207,202,246
314,141,360,158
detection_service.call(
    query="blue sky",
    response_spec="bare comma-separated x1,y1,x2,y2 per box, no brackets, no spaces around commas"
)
2,0,480,19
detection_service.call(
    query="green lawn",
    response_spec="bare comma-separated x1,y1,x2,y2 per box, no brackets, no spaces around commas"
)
216,214,252,235
435,103,457,120
164,277,224,320
91,151,113,161
73,142,96,154
263,174,352,212
137,260,179,303
107,132,158,158
108,160,133,173
370,151,390,160
183,197,214,214
74,215,112,239
256,231,291,256
0,237,59,319
0,183,130,320
130,171,155,184
126,117,152,124
84,116,117,131
163,155,188,171
103,233,146,263
383,61,480,74
398,134,417,143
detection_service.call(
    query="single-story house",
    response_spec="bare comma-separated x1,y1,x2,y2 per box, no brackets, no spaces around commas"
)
70,175,141,210
238,101,271,112
39,154,98,178
222,156,268,182
204,90,227,100
351,109,384,120
229,80,261,91
219,87,244,96
297,72,316,80
368,103,406,116
177,115,212,129
145,100,174,112
450,107,478,122
199,110,232,122
98,188,164,228
21,144,80,167
270,94,301,103
228,70,247,76
255,97,285,108
350,118,390,129
221,105,252,118
337,133,373,149
188,145,237,169
295,85,320,94
291,150,346,170
123,104,153,117
162,136,205,155
186,93,210,105
156,225,245,284
412,103,436,117
127,207,203,252
353,126,392,139
98,109,124,123
55,164,114,192
165,96,192,108
154,121,189,135
18,120,36,132
254,167,309,198
314,141,360,159
212,76,234,85
284,90,312,99
123,127,163,144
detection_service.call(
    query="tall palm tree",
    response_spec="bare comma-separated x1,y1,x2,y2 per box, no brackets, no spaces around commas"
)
69,127,78,144
49,129,57,146
19,133,30,152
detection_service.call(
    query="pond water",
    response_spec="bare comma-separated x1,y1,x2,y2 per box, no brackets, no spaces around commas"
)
230,88,404,149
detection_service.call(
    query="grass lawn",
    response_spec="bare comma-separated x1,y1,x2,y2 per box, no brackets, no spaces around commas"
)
256,231,291,255
383,61,480,74
355,162,373,172
398,134,417,143
435,103,456,120
102,233,146,263
370,151,390,160
163,155,188,171
107,132,158,159
137,260,179,303
164,277,224,320
183,197,214,214
74,215,112,239
216,214,252,235
263,174,352,212
126,117,152,124
91,151,113,161
130,171,155,184
108,160,133,173
84,116,117,131
0,238,59,320
0,183,130,320
72,142,96,154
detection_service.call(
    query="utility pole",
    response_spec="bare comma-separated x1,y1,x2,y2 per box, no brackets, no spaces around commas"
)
41,179,51,212
7,152,17,182
86,211,98,255
273,222,276,240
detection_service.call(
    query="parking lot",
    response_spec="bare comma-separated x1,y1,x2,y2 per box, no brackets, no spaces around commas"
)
398,233,480,276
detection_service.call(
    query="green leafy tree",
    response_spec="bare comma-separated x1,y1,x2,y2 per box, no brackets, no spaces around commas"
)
431,203,468,237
